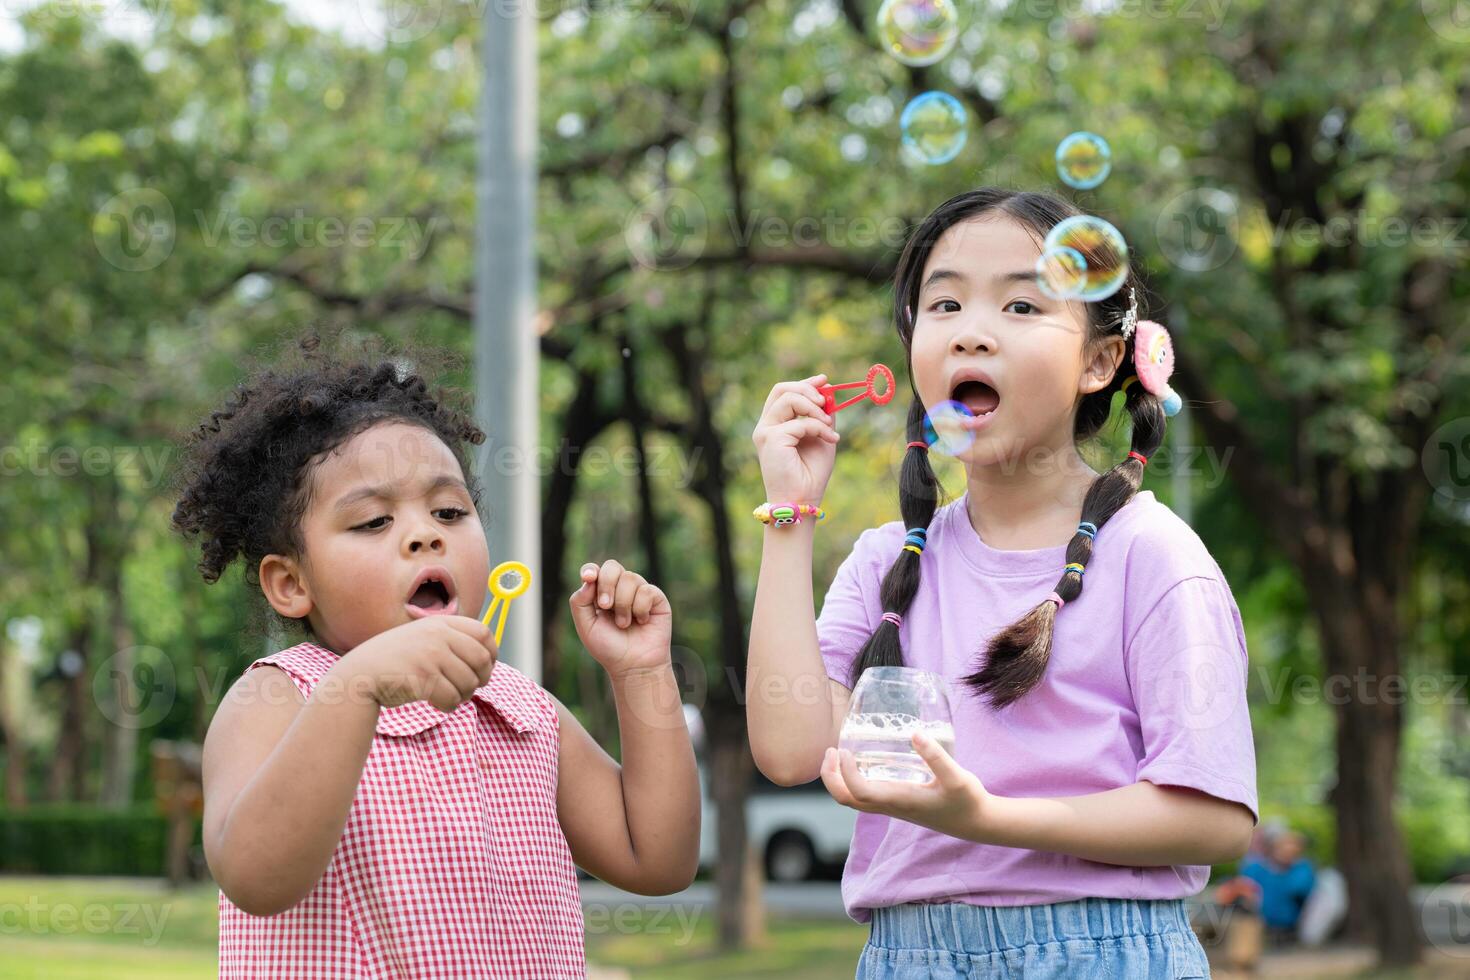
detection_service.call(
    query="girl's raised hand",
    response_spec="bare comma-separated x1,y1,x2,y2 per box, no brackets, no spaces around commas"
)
569,560,673,679
752,375,840,507
821,733,993,843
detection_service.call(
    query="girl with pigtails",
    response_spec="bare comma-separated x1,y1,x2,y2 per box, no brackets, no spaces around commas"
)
748,188,1257,978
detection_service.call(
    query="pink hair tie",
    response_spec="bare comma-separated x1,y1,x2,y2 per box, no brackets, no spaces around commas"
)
881,612,903,628
1044,591,1065,610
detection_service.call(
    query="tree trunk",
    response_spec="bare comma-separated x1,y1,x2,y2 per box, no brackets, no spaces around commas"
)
539,366,611,697
1306,568,1421,966
709,705,764,949
98,601,139,807
0,642,28,807
47,623,90,803
665,318,766,951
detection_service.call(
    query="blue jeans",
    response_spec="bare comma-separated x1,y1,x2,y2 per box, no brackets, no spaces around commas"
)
856,897,1210,978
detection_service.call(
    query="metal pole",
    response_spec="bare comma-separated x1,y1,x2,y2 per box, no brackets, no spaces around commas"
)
475,2,540,683
1169,308,1193,525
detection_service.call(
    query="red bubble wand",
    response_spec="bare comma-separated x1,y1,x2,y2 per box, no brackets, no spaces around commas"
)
820,364,896,415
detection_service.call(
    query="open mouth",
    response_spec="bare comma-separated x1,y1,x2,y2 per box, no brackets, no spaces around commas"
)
405,569,459,618
951,379,1001,419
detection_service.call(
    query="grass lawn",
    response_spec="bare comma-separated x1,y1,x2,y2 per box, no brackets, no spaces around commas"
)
584,916,865,979
10,876,1466,979
0,875,866,979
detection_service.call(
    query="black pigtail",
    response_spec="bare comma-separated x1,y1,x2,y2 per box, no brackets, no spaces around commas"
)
848,400,943,687
965,380,1168,707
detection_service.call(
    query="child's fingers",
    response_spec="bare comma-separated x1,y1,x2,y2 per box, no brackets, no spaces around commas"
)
596,559,624,609
762,375,827,415
631,583,664,624
911,732,965,789
820,747,857,808
772,390,832,424
837,748,895,809
569,564,598,609
568,564,601,635
772,417,840,448
612,570,642,628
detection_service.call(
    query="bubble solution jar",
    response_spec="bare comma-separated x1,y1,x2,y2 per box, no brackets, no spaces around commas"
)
838,666,955,784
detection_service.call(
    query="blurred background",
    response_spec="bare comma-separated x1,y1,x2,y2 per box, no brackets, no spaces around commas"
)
2,0,1469,976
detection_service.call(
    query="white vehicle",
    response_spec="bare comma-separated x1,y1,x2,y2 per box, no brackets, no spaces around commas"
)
687,706,857,882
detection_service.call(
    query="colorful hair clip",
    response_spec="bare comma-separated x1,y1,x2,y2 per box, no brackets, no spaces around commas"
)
482,560,532,647
1131,319,1182,417
820,364,896,415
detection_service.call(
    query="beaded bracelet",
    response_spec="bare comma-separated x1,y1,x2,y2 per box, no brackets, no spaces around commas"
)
753,502,827,527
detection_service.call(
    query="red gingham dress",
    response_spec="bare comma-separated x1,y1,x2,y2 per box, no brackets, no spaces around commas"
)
218,642,586,979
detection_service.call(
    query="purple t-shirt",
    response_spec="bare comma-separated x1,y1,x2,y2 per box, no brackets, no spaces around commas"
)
818,490,1259,922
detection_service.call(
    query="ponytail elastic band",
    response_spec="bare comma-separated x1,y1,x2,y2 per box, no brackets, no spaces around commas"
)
907,441,929,451
1121,375,1139,392
882,612,903,628
902,527,927,556
1076,521,1097,540
1128,451,1149,467
1064,562,1086,577
1044,591,1065,609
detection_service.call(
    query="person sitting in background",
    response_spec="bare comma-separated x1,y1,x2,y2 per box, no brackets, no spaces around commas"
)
1241,826,1316,942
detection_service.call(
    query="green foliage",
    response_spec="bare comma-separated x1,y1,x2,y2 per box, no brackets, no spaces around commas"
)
1,0,1466,911
0,806,200,877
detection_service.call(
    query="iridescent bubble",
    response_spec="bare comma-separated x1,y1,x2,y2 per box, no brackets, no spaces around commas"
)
1035,246,1088,300
1041,215,1129,301
922,400,976,456
1055,131,1112,190
900,91,968,166
876,0,959,67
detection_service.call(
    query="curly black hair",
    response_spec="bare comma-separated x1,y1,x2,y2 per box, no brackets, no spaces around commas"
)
170,330,485,636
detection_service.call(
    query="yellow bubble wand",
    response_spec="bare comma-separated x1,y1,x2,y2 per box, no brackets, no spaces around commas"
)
481,561,531,647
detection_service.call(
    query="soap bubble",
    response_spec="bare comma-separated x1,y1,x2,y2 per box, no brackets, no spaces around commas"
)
1035,246,1088,300
1041,215,1128,301
923,400,976,456
877,0,959,67
1055,131,1112,190
900,91,968,166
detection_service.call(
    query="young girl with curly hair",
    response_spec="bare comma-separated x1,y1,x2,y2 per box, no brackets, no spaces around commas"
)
173,335,698,978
